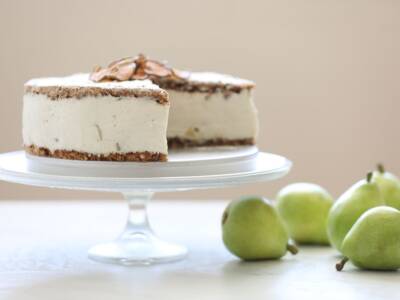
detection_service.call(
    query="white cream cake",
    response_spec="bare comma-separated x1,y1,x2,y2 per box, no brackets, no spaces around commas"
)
23,55,258,161
23,74,169,161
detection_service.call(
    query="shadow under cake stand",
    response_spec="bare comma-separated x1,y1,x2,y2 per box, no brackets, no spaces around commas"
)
0,146,292,265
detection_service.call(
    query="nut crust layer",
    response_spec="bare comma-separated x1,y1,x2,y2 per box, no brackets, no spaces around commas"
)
167,137,255,148
24,86,169,104
25,145,167,162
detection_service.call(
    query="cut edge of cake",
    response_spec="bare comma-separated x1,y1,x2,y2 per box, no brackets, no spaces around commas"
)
162,71,258,148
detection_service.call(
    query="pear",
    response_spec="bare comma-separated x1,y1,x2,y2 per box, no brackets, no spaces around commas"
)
327,172,384,251
276,183,333,245
336,206,400,271
222,196,298,260
372,164,400,210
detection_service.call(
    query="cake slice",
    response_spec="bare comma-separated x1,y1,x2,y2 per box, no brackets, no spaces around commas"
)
91,54,259,148
23,74,169,161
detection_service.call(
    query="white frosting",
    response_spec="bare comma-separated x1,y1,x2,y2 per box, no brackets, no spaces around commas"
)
167,89,258,141
25,72,254,90
182,71,255,87
23,94,169,155
25,73,161,91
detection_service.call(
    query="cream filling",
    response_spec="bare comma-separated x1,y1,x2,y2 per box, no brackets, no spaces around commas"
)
23,94,169,155
166,90,258,141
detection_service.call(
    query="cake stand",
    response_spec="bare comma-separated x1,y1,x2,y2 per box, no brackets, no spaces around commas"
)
0,146,292,265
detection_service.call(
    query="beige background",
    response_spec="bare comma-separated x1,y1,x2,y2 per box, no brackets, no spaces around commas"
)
0,0,399,200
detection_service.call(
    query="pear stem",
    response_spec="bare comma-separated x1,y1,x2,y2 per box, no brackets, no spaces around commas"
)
336,257,349,271
222,211,228,225
366,172,373,183
377,163,385,174
287,243,299,255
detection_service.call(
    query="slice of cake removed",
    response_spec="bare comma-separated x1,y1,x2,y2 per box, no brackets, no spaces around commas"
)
91,54,259,148
23,74,169,161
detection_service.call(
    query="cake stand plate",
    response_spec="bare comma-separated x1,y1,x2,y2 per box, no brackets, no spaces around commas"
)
0,146,292,265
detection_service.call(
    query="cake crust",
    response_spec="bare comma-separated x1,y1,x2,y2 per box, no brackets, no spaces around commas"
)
24,85,169,104
155,76,253,98
167,137,255,148
25,145,167,162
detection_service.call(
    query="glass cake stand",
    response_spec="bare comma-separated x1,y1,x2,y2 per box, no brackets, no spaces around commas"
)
0,146,292,265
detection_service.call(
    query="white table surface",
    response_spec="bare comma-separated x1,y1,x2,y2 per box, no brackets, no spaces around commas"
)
0,199,398,300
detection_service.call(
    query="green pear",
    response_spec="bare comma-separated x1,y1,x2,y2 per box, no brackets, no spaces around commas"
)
336,206,400,271
372,164,400,210
276,183,333,245
327,172,384,251
222,196,298,260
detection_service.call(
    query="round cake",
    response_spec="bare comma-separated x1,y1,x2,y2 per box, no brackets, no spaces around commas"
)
23,55,259,161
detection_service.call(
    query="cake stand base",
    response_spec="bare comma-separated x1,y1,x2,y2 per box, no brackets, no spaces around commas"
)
0,148,292,266
88,192,187,265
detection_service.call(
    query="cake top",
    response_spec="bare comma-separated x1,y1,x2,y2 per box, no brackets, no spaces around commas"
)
26,73,161,90
90,54,255,96
24,73,169,104
180,71,254,88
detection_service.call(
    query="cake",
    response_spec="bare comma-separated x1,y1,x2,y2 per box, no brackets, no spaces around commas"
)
23,55,258,161
23,75,169,161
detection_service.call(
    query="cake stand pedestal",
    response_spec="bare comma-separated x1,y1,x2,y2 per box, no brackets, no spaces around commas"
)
0,146,291,265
